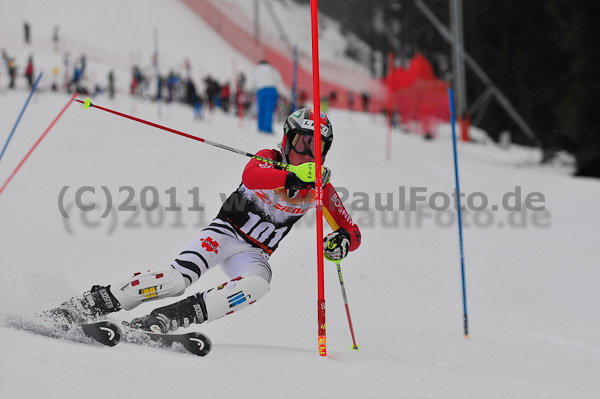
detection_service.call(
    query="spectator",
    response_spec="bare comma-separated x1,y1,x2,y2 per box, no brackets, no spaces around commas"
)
24,21,30,44
131,66,141,95
70,63,83,93
235,72,247,117
52,66,59,91
80,54,87,77
2,49,14,89
204,75,220,110
185,78,202,119
347,91,355,110
254,60,281,133
156,74,163,101
166,71,179,102
8,58,17,89
53,26,60,51
25,56,34,88
108,70,115,99
220,82,231,113
361,91,370,112
329,90,337,107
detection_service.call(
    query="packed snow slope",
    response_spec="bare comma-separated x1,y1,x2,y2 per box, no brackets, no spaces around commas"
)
1,1,600,399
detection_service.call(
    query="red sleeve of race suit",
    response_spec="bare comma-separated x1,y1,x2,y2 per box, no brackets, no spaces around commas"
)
323,183,361,251
242,149,289,190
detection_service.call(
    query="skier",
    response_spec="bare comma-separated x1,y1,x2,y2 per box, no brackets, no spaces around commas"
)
49,108,361,334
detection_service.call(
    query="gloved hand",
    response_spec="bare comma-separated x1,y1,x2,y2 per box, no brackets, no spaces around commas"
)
321,167,332,186
323,228,351,261
285,162,331,188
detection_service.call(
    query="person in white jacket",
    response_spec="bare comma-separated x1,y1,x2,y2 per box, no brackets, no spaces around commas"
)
255,60,281,133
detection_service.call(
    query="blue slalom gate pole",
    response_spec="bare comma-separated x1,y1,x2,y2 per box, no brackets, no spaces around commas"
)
448,88,469,339
0,72,43,163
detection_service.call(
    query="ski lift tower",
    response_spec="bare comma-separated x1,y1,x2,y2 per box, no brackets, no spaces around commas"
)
450,0,468,140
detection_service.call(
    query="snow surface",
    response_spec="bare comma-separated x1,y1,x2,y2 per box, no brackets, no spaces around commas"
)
1,1,600,398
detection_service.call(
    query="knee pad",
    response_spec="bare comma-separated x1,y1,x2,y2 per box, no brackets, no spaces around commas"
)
203,275,270,323
110,268,186,310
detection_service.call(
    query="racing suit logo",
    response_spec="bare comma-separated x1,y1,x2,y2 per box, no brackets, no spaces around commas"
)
200,237,220,254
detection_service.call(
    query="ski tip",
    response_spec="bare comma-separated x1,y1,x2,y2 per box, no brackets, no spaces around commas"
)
190,334,212,357
81,321,122,347
352,345,360,351
84,97,92,110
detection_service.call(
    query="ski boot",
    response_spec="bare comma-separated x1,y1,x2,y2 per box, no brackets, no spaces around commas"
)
128,292,208,334
44,285,122,326
128,275,269,333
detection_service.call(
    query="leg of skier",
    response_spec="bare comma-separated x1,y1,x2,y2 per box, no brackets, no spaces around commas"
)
129,222,271,333
47,219,260,324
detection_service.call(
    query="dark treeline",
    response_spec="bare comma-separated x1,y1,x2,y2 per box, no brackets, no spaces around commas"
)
294,0,600,177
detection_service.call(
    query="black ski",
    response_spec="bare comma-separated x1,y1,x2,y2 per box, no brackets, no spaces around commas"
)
5,315,210,356
4,316,121,347
122,328,212,356
80,321,121,347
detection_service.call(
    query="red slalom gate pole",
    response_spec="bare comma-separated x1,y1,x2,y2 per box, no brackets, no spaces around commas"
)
0,92,77,197
310,0,326,357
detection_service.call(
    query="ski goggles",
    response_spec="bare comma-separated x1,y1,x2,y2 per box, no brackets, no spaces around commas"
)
290,132,326,157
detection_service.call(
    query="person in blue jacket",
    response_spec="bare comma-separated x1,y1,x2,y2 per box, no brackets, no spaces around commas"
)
255,60,281,133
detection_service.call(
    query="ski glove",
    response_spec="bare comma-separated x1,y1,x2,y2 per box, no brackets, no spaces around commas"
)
284,168,332,190
321,167,332,186
286,162,331,185
324,228,351,261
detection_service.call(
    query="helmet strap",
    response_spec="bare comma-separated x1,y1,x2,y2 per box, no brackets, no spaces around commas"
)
277,140,290,164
